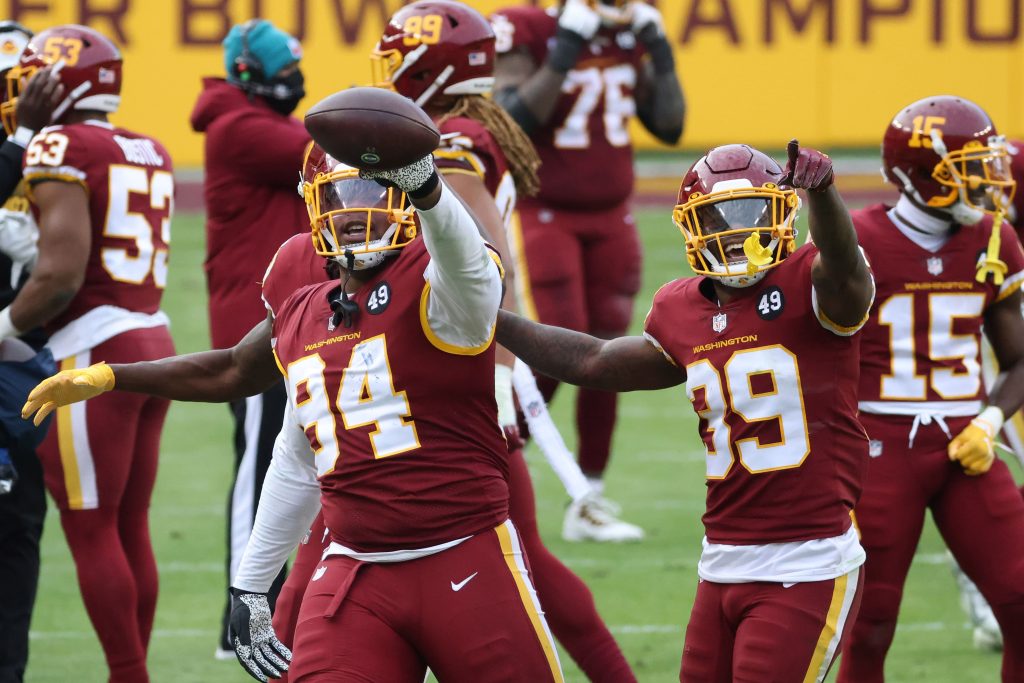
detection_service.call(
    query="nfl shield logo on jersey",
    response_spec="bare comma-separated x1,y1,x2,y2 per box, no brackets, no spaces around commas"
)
869,439,883,457
712,312,727,333
926,256,943,276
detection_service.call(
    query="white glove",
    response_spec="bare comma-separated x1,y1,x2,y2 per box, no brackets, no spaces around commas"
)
360,155,437,195
229,589,291,682
629,1,665,40
0,208,39,268
559,0,601,39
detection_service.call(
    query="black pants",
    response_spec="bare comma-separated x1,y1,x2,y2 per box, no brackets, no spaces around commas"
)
219,380,289,651
0,446,45,683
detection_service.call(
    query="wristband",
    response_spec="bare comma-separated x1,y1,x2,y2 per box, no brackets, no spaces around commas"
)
974,406,1005,437
0,307,22,341
644,35,675,75
11,126,35,148
546,28,587,73
408,170,440,200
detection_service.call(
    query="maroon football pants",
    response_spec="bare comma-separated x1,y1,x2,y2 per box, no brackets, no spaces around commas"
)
272,448,635,682
288,520,562,682
513,199,641,478
680,568,863,683
37,327,174,683
838,414,1024,683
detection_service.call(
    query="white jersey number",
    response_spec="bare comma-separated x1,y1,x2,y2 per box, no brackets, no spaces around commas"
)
877,292,985,400
686,345,810,479
554,64,636,149
286,335,420,477
102,165,174,287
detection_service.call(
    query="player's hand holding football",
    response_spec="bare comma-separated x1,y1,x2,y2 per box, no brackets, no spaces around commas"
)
21,362,115,426
360,154,439,198
229,588,292,682
781,139,834,192
948,407,1003,476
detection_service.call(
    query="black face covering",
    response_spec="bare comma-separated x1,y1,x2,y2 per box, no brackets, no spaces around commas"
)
263,69,305,116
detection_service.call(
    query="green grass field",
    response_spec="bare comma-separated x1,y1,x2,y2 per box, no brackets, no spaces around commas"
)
25,208,1019,682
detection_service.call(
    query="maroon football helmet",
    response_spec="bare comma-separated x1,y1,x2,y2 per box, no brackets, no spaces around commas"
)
2,24,122,135
371,0,495,108
882,95,1015,223
674,144,800,288
300,142,416,270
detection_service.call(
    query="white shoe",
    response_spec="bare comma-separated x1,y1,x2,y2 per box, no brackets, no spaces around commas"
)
562,493,644,543
214,646,236,661
950,554,1003,652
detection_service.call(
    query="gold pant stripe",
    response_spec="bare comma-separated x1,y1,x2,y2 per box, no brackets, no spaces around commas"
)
802,572,851,683
495,522,564,682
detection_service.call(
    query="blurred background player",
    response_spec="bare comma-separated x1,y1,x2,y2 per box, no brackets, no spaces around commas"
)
258,4,635,679
838,96,1024,683
0,19,62,683
188,18,310,659
494,141,875,682
0,24,175,683
490,0,685,541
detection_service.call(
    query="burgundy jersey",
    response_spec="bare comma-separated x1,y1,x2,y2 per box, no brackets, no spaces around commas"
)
435,116,517,226
23,121,174,333
1009,139,1024,241
854,204,1024,409
261,234,330,315
491,6,644,210
643,246,868,545
267,238,510,552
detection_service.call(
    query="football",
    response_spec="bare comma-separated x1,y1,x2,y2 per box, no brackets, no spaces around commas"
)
303,87,441,171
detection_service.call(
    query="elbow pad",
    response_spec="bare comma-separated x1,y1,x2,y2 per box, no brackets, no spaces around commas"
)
494,88,540,136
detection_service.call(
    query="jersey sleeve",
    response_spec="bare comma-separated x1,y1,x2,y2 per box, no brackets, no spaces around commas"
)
808,245,875,337
490,7,549,63
995,219,1024,303
434,118,500,186
22,125,90,190
262,234,320,318
642,280,683,366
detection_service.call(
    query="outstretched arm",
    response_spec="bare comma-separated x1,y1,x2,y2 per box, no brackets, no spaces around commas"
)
22,318,279,424
496,310,684,391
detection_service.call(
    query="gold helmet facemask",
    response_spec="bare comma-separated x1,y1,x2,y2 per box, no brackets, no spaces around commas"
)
673,180,799,288
929,133,1016,218
303,168,417,271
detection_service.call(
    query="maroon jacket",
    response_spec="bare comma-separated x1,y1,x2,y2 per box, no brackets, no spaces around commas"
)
190,77,310,349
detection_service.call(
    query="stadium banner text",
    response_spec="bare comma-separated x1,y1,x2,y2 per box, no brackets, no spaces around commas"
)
8,0,1024,165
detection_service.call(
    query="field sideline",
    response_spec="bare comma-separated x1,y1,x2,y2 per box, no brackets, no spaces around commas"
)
25,206,1019,682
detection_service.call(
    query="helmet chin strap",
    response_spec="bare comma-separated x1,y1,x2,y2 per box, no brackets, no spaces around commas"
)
328,250,360,330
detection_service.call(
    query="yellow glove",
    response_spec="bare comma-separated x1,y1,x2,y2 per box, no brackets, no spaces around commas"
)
21,362,115,426
948,406,1003,476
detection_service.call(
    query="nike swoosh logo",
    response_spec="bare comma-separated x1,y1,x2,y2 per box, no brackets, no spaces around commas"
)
783,582,796,589
312,566,327,582
450,572,478,592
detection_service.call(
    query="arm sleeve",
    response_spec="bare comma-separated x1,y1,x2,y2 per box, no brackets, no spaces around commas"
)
0,139,25,203
421,183,503,353
231,406,322,594
221,113,311,189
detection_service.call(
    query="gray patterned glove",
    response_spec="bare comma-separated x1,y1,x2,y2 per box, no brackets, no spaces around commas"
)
229,588,291,682
359,155,438,197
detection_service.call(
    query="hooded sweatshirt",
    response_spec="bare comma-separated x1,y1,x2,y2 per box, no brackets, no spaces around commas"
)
190,77,310,349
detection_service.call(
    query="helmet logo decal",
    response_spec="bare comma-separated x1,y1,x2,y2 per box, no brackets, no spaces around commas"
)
402,14,443,46
908,115,946,149
360,150,381,165
41,35,83,66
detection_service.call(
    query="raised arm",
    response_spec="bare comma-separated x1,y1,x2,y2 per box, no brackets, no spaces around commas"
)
496,310,684,391
22,318,279,425
630,2,685,145
492,0,600,134
784,142,874,328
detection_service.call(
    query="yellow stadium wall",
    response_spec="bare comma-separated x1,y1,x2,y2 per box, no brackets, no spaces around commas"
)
9,0,1024,167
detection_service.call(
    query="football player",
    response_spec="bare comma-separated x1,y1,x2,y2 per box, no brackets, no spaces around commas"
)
23,131,565,683
494,142,874,682
0,25,174,682
489,0,685,541
267,3,634,680
837,96,1024,683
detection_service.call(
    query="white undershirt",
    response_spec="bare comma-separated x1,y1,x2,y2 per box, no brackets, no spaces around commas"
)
887,194,955,253
232,183,501,592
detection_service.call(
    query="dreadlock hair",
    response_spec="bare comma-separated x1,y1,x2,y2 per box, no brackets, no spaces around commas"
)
439,95,541,197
